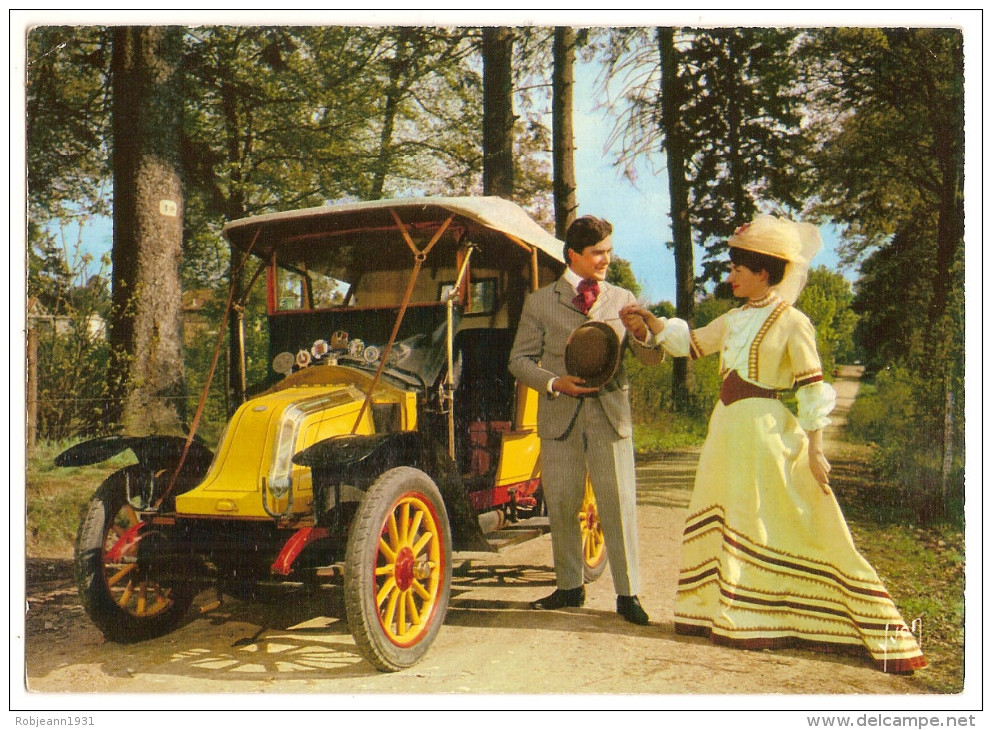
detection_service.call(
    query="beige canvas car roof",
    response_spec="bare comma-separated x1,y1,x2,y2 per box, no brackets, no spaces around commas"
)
222,196,565,264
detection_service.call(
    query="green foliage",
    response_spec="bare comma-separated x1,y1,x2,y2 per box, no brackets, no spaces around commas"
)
26,26,113,221
649,300,676,319
846,367,964,524
28,215,116,440
795,265,861,374
606,256,641,297
33,321,113,441
797,28,963,253
597,27,810,290
692,293,735,327
626,349,722,426
679,28,809,287
795,30,964,521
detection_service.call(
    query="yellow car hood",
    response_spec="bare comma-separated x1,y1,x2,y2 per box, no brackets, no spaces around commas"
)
175,384,373,519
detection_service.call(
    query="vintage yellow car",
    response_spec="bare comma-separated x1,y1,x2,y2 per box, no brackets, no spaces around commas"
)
58,197,607,671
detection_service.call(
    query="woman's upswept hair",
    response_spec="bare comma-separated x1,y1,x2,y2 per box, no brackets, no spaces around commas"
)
730,246,788,286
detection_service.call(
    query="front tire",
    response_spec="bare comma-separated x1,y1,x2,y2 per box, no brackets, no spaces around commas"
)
75,467,197,642
344,467,452,672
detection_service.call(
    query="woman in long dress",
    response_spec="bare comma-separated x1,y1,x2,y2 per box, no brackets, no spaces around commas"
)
622,215,925,673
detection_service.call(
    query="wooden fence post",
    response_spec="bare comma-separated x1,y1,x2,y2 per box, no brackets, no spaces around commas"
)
27,325,38,452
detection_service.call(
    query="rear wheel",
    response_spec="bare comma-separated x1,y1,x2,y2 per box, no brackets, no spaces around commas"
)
580,477,608,583
75,467,197,642
344,467,452,671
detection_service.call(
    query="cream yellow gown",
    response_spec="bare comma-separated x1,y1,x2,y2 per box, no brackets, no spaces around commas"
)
655,291,925,673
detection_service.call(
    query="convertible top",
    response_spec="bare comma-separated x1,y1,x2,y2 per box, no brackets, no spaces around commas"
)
222,196,566,264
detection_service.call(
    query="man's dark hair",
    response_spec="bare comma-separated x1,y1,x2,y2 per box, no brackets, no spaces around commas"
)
729,246,788,285
564,216,613,258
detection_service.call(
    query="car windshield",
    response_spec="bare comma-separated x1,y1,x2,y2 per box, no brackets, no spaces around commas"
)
266,223,472,388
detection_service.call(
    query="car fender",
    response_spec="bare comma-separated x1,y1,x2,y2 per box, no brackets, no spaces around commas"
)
55,435,215,496
294,432,491,552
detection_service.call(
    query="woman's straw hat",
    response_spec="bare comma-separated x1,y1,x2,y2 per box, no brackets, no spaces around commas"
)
728,214,822,304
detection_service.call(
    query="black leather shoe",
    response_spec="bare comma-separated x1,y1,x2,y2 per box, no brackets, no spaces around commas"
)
616,595,650,625
531,586,585,610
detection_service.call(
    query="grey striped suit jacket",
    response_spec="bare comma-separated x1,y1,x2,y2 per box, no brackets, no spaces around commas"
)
508,277,664,440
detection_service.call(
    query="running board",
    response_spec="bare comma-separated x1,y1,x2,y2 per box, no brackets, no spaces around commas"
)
485,515,550,552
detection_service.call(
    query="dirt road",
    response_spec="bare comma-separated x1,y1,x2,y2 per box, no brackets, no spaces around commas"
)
21,366,928,699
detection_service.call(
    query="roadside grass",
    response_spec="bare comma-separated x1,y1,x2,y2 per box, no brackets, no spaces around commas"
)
25,440,134,558
633,413,708,453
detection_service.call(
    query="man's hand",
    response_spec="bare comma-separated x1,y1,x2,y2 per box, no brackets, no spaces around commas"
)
619,304,649,340
620,304,665,339
552,375,600,397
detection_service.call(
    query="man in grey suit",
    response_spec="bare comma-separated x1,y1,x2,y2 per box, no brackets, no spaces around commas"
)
508,216,662,625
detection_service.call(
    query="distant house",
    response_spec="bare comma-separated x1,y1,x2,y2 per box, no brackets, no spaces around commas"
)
27,298,107,340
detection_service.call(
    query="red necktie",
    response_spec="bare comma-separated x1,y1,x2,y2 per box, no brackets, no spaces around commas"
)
573,278,600,314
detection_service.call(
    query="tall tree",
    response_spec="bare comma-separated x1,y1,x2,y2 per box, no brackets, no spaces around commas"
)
366,27,477,200
799,28,964,339
797,28,965,516
599,27,809,408
658,27,695,407
552,26,578,238
482,27,515,198
795,266,860,376
598,27,697,407
108,26,187,436
679,28,805,286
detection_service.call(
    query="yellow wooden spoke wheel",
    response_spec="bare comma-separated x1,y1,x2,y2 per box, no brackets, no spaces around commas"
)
579,477,608,582
75,466,196,642
345,467,452,671
373,495,442,644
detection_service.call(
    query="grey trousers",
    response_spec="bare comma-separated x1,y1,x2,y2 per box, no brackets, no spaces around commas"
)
540,397,641,596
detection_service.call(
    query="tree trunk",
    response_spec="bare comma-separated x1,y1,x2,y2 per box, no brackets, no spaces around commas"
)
482,27,515,198
108,26,187,436
726,31,747,224
552,27,578,239
371,29,412,201
219,78,249,413
658,27,695,410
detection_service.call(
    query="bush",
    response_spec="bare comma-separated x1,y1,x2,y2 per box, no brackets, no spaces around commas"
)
847,369,915,445
626,352,719,452
32,319,114,441
846,366,964,524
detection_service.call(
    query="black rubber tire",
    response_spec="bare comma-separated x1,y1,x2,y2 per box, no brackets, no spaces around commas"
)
343,467,452,672
75,467,196,643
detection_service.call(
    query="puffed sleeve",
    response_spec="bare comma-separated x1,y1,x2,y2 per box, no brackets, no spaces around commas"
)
653,315,727,360
796,381,836,432
652,318,690,356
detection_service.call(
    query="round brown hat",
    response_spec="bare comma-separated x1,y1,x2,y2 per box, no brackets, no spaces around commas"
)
564,320,621,388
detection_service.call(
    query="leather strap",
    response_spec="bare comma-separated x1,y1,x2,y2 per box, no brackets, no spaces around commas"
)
720,369,778,406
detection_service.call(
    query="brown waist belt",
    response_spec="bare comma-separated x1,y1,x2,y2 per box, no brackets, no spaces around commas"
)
720,370,779,406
